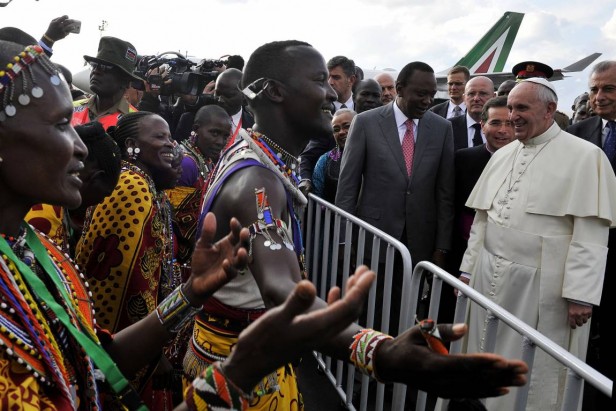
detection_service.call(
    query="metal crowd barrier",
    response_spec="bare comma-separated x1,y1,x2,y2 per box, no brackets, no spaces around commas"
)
304,193,612,411
415,261,613,411
305,193,415,411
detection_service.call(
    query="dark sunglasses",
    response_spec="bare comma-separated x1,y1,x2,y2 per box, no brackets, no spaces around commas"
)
89,61,116,72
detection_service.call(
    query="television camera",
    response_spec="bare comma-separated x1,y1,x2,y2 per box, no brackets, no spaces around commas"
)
134,52,226,96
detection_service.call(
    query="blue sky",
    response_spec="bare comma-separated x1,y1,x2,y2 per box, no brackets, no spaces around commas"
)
2,0,615,115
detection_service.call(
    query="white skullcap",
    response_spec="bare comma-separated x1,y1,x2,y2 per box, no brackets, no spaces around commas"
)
521,77,557,97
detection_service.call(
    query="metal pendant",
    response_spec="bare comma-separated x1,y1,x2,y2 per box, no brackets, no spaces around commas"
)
18,94,31,106
31,86,44,98
5,104,17,117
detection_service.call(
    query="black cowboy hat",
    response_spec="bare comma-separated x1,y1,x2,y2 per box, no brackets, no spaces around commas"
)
83,36,141,80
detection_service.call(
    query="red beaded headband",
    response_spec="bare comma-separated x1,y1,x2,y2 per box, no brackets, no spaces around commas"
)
0,45,61,121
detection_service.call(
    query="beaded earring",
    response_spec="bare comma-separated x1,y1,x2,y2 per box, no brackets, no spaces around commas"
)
0,45,61,122
127,147,140,161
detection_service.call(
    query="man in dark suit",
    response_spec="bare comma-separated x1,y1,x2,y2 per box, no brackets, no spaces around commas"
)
336,61,454,332
567,60,616,409
215,68,255,132
353,78,383,114
430,65,469,118
449,76,494,151
439,96,514,324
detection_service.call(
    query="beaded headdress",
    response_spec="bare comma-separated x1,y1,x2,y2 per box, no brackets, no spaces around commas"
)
0,44,61,122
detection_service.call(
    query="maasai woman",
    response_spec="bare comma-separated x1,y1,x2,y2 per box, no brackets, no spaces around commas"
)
168,104,231,265
76,111,179,332
26,121,121,256
75,111,191,407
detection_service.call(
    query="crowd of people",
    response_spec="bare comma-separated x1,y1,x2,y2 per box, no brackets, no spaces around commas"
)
0,13,613,411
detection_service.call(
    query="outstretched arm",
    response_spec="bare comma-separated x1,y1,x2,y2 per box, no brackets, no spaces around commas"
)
374,325,528,398
106,213,249,377
223,265,375,391
176,266,376,411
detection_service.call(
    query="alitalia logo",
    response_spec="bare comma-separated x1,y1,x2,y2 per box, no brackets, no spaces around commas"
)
469,27,511,74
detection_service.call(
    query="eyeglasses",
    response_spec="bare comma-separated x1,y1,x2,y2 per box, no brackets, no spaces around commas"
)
466,91,492,99
89,62,116,72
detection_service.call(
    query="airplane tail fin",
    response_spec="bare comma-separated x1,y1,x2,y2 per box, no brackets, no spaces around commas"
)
454,11,524,74
562,52,602,72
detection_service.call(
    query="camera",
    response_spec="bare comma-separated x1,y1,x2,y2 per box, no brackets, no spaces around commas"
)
195,58,226,84
135,52,209,96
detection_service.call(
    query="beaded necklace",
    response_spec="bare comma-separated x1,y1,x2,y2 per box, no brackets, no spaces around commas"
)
260,135,300,173
250,131,301,188
121,161,179,297
0,232,22,244
182,140,213,184
0,228,101,409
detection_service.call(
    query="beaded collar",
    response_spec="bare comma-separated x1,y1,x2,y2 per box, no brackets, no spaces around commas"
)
122,160,160,198
205,129,307,207
243,130,305,206
0,227,100,409
259,134,299,173
182,140,213,182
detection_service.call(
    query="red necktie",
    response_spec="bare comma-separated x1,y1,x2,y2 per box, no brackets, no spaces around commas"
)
402,119,415,176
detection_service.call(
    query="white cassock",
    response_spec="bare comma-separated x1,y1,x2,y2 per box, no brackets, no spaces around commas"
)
459,123,616,411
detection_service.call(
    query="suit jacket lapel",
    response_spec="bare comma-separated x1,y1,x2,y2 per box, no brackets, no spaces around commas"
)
379,104,408,176
590,116,603,147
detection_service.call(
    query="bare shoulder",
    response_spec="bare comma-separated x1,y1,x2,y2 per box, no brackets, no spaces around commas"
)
210,166,288,231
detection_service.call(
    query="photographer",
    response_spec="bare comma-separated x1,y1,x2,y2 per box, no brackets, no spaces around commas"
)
136,53,227,141
175,68,255,143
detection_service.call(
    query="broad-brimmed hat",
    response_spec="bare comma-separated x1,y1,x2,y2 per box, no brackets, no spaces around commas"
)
83,36,141,80
512,61,554,80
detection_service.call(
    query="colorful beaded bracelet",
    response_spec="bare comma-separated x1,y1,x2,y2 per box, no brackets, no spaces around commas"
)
155,284,200,333
185,361,251,411
349,328,393,381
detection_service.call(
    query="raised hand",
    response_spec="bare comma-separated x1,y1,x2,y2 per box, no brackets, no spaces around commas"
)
374,324,528,399
44,15,78,42
222,266,376,393
182,212,250,305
